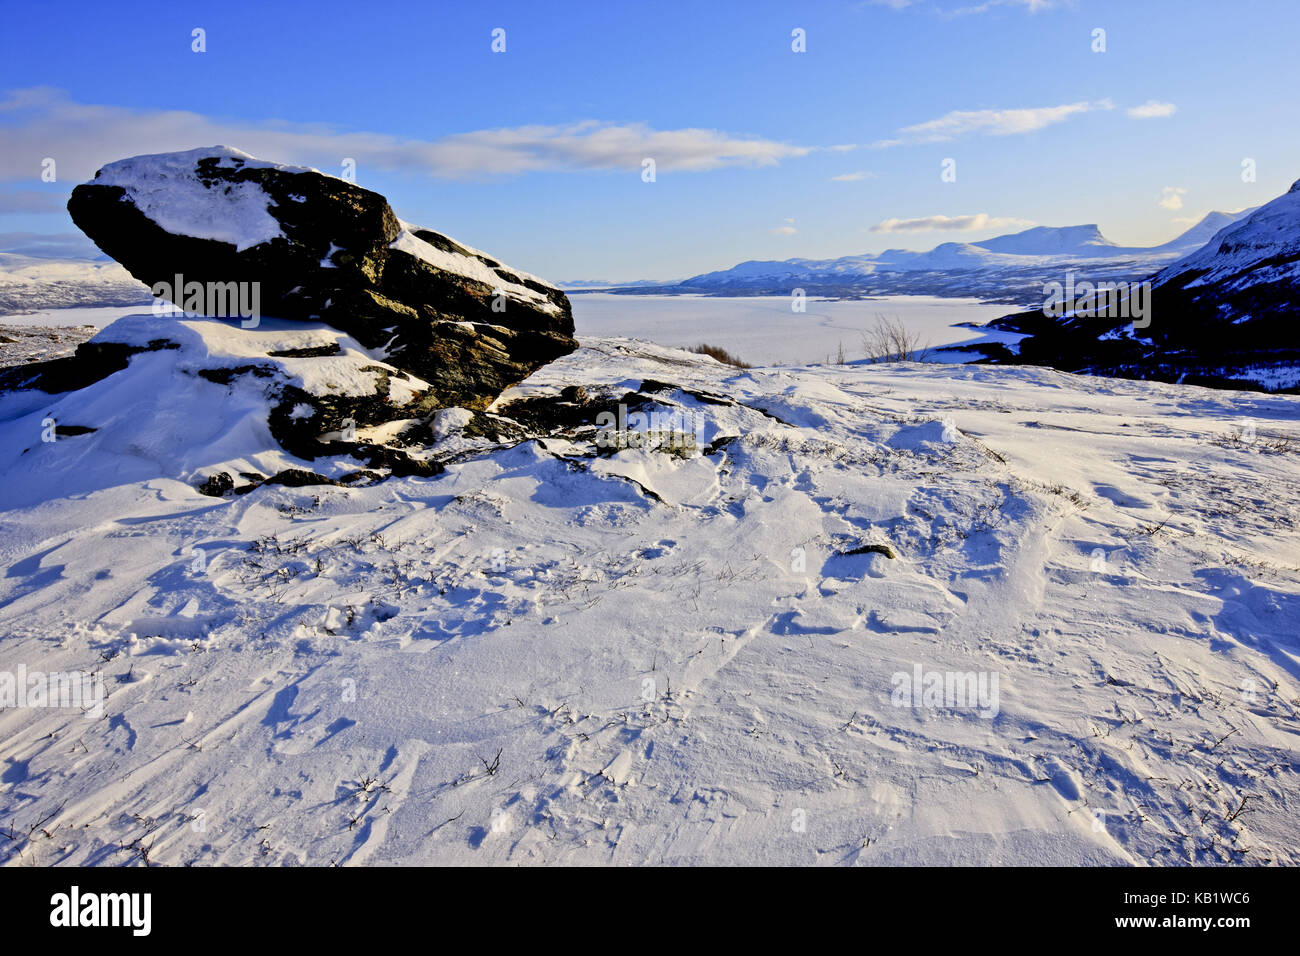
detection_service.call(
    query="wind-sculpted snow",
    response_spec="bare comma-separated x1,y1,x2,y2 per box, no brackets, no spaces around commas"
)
0,329,1298,865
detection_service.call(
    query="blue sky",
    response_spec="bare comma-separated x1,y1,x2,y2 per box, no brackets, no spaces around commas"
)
0,0,1296,280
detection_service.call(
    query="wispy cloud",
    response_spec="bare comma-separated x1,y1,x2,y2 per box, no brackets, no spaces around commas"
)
771,218,798,235
831,171,878,182
870,213,1034,233
1158,187,1187,211
0,87,813,184
873,99,1112,147
1127,100,1178,119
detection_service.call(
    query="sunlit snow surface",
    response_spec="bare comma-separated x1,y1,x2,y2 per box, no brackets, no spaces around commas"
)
0,316,1298,866
89,146,311,252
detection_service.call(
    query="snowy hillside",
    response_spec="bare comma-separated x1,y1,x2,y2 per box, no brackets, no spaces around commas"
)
1,314,1297,866
0,253,150,315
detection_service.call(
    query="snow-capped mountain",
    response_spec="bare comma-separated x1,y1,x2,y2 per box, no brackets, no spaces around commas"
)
1149,208,1261,254
970,224,1122,258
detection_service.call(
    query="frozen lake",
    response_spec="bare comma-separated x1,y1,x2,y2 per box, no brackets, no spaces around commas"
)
0,305,146,328
570,293,1020,366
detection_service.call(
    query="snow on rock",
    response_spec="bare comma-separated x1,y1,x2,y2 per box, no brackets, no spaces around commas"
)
90,147,309,252
0,335,1298,866
390,222,561,316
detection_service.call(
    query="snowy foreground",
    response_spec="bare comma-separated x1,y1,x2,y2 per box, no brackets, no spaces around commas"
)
1,318,1298,866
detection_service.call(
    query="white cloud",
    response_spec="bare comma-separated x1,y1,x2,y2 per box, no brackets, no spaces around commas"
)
1127,100,1178,119
873,99,1112,147
943,0,1061,16
1158,187,1188,211
0,87,813,184
831,171,878,182
870,213,1034,233
771,218,797,235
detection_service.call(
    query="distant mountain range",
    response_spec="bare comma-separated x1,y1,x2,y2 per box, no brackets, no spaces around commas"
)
568,210,1258,306
986,182,1300,391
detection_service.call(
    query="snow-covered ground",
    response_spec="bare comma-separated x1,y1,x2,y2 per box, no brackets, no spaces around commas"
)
1,312,1297,866
571,294,1021,366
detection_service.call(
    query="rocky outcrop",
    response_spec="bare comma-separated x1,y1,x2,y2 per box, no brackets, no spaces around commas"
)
67,146,576,409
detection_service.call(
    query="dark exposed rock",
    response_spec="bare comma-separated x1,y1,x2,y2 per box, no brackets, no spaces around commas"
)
0,338,179,395
841,543,896,559
197,364,276,385
197,472,235,497
266,343,341,358
67,146,577,409
260,468,342,489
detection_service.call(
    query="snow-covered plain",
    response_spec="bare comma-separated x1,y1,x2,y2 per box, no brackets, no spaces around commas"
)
570,293,1021,366
1,312,1297,866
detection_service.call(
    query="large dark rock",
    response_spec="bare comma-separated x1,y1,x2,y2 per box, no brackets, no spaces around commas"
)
67,146,576,409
